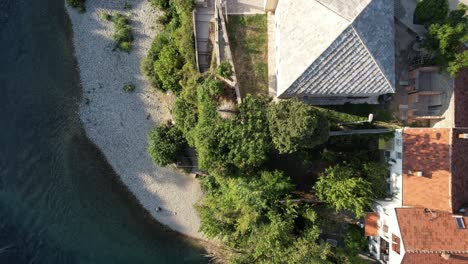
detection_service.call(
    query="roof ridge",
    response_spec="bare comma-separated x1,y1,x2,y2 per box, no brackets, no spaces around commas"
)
350,25,395,93
315,0,352,22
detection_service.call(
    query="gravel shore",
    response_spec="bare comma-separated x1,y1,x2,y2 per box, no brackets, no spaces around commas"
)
66,0,204,239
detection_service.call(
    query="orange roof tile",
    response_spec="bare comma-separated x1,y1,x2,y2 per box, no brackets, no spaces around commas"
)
396,208,468,253
365,212,379,236
403,128,452,212
402,253,468,264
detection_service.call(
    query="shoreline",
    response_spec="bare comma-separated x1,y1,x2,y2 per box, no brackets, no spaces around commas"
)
65,0,205,240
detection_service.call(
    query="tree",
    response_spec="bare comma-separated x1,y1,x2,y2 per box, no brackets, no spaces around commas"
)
267,99,329,154
147,123,187,166
194,92,271,174
448,50,468,76
344,225,367,257
314,165,373,217
422,4,468,76
362,162,388,199
196,171,331,263
413,0,449,26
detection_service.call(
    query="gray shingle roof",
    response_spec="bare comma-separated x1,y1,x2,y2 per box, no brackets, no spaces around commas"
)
276,0,395,98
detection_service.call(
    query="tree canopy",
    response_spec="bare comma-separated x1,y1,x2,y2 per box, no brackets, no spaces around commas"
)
314,165,373,217
196,171,331,263
147,123,187,166
422,3,468,76
267,99,329,154
413,0,449,26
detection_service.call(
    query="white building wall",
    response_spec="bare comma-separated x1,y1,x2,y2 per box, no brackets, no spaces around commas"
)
369,129,406,263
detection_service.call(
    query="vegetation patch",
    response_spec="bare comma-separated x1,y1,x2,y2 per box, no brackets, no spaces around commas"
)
148,123,187,166
113,13,133,53
67,0,86,12
227,15,268,97
142,0,196,93
416,1,468,76
143,1,391,262
122,84,135,92
99,11,111,21
216,61,233,78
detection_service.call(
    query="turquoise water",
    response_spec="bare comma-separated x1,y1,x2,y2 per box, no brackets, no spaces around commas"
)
0,0,208,263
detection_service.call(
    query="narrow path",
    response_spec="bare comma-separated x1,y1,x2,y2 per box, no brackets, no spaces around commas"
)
194,0,214,72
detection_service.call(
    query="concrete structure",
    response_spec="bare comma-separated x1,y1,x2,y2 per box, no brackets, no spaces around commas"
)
266,0,395,105
397,66,468,128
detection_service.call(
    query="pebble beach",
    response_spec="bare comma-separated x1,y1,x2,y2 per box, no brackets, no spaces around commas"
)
66,0,204,239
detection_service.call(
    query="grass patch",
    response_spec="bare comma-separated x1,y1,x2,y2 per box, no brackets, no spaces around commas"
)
227,15,268,97
113,13,133,52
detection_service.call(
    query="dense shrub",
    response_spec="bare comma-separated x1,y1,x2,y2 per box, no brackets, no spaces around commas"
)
174,97,198,146
196,171,332,263
148,123,187,166
267,99,329,154
113,13,133,52
143,0,196,93
413,0,449,26
194,91,271,174
154,44,184,92
216,61,233,78
67,0,86,12
314,165,373,217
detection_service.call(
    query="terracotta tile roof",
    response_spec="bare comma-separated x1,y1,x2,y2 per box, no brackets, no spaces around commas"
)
402,128,452,212
454,56,468,128
396,208,468,253
402,253,468,264
364,212,379,236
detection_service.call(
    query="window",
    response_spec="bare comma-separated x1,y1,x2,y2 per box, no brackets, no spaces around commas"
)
455,217,466,229
392,234,401,254
396,139,402,146
396,152,402,159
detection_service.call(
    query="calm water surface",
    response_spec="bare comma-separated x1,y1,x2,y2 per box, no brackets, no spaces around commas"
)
0,0,208,263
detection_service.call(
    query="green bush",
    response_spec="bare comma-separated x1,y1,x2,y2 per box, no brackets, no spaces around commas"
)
153,44,184,92
143,0,196,93
148,124,187,166
123,84,135,92
216,61,233,78
314,165,373,217
113,14,133,52
67,0,86,12
414,0,449,26
267,99,329,154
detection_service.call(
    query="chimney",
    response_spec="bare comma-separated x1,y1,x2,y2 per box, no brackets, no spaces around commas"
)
441,252,451,260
